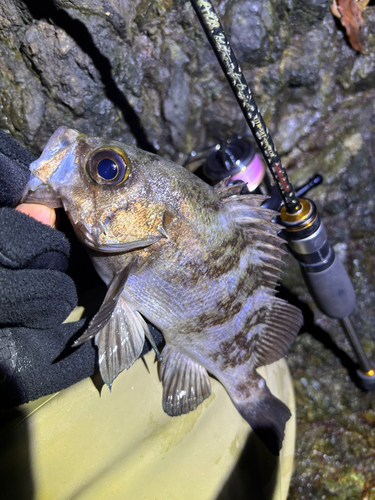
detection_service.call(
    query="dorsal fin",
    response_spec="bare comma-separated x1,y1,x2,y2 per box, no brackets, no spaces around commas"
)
214,179,243,198
214,179,269,206
220,192,287,295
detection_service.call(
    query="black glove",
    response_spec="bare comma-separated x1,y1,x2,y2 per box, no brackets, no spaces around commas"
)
0,130,33,208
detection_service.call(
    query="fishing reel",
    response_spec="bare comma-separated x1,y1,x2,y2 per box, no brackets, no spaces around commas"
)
185,136,375,391
184,136,322,207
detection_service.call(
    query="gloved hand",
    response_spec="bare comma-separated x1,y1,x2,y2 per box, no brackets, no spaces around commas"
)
0,130,162,408
0,130,97,407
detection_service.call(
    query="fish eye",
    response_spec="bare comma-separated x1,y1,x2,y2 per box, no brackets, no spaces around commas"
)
85,147,131,185
97,158,118,180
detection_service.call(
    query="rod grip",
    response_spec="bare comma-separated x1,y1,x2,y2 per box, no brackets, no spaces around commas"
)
300,253,356,319
281,200,356,319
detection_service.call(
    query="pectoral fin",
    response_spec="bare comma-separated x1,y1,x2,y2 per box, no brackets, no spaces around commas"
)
73,264,134,346
159,345,211,416
73,262,149,388
95,297,148,388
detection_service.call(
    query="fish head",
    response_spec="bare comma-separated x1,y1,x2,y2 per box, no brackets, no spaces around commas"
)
22,126,166,252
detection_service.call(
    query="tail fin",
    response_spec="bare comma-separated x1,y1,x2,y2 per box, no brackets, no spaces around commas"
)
235,392,291,455
221,369,291,455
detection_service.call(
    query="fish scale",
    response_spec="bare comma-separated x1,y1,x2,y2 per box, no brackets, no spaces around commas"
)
22,125,303,454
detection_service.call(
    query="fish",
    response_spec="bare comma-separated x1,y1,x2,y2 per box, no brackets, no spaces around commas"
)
22,126,303,454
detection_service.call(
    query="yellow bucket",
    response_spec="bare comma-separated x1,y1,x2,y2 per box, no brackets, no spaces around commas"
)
1,321,295,500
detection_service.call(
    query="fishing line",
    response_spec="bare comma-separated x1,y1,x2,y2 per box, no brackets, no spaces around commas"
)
189,0,301,214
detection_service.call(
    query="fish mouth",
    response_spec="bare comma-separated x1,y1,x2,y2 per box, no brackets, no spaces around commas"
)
21,174,63,208
74,221,124,253
74,221,104,251
74,221,163,254
20,126,82,208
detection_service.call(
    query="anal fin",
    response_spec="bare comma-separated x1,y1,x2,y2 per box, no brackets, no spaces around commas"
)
159,345,211,416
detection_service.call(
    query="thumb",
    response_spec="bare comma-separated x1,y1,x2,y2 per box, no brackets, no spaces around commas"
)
16,203,56,227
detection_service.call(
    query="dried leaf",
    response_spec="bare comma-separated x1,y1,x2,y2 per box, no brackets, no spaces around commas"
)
331,0,369,52
357,0,371,12
331,0,341,18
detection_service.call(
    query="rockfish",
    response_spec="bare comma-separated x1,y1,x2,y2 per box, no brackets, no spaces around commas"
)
23,126,303,454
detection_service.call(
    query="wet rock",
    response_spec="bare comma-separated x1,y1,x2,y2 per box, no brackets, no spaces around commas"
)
1,0,375,495
224,0,287,66
289,0,331,33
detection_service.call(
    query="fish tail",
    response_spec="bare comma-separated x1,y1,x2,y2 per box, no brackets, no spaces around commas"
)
222,372,290,455
234,391,291,456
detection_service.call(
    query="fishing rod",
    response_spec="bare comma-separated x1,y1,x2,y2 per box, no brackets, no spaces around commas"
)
190,1,300,215
189,0,375,389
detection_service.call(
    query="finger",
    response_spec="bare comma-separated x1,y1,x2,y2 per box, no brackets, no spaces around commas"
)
16,203,56,227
